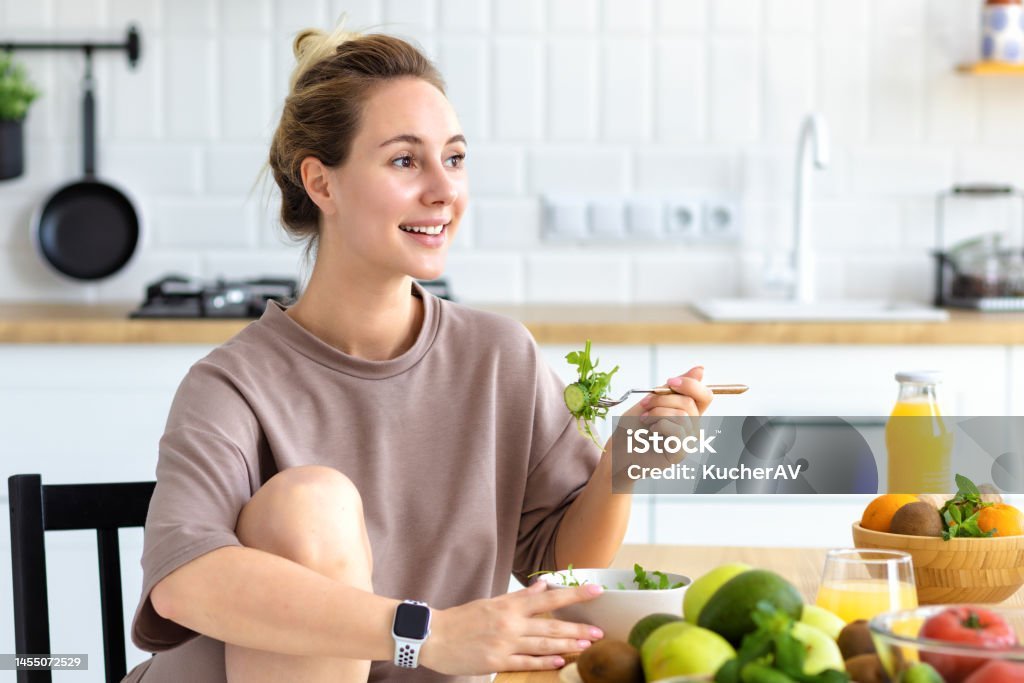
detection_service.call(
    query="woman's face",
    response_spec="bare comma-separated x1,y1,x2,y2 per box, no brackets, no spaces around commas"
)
321,76,468,283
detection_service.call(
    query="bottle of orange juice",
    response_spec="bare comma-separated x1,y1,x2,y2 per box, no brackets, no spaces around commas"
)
886,370,953,494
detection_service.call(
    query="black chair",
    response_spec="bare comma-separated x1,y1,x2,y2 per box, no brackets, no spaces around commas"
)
8,474,155,683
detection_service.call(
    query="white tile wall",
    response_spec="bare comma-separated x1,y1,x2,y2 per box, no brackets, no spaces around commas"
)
654,38,706,143
546,38,598,141
0,0,1015,306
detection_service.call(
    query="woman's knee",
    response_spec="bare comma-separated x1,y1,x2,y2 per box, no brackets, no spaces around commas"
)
235,465,372,580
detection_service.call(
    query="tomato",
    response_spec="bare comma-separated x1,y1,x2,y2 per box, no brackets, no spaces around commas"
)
918,607,1018,683
963,660,1024,683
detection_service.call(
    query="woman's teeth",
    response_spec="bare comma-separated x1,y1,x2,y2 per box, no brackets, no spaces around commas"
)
399,224,445,235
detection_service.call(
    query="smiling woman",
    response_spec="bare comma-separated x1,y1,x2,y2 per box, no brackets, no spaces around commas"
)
121,21,711,683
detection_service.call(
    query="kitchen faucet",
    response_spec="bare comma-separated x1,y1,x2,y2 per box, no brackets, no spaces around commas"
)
791,113,830,303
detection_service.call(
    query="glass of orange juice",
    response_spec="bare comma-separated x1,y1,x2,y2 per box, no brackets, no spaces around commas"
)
815,549,918,623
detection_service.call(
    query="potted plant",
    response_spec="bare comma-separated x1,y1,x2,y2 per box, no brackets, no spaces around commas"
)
0,52,40,180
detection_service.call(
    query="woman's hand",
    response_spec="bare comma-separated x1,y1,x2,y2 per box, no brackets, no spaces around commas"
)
419,580,605,674
616,366,713,473
627,365,713,423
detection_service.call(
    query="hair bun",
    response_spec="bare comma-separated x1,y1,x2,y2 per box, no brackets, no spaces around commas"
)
292,28,328,61
289,22,364,90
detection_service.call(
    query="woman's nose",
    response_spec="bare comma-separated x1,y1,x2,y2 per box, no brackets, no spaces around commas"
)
422,163,460,205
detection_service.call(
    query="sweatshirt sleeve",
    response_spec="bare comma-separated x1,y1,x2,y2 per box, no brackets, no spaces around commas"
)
130,362,257,652
512,346,602,586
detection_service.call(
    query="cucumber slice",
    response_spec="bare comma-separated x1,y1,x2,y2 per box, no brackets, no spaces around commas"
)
564,382,589,415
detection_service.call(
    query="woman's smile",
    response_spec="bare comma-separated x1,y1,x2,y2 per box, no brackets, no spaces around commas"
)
398,220,450,248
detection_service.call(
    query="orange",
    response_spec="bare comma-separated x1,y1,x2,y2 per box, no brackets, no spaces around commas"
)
977,503,1024,537
861,494,920,532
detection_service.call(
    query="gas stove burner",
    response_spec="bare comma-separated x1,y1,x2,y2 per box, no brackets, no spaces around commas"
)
130,275,299,319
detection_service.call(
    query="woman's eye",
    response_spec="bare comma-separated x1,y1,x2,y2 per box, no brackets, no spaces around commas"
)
392,155,414,168
446,153,466,168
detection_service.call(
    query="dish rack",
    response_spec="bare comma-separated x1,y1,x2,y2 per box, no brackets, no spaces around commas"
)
933,184,1024,312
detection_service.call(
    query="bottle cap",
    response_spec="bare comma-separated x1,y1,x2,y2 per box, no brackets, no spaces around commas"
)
895,370,943,384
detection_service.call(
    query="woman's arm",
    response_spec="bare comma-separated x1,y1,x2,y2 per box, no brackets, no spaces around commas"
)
151,545,399,660
552,443,632,569
553,367,712,569
150,545,606,674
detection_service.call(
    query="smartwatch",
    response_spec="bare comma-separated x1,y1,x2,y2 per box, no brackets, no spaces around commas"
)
392,600,431,668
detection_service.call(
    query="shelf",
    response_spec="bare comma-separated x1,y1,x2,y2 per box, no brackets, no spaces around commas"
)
957,61,1024,76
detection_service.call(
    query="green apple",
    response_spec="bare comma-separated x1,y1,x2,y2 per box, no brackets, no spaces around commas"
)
642,624,736,680
640,622,693,664
791,622,845,675
799,604,846,641
683,562,751,624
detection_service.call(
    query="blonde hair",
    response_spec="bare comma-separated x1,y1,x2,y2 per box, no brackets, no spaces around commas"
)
268,24,446,262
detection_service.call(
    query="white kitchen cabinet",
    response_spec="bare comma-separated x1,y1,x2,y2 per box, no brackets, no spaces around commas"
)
0,345,214,681
656,345,1010,416
650,345,1012,547
651,496,874,548
1012,347,1024,415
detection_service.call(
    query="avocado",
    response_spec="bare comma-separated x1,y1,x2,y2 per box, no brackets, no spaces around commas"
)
626,613,683,650
696,569,803,645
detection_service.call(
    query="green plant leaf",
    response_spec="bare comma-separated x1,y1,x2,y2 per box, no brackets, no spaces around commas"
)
956,473,980,497
0,53,39,121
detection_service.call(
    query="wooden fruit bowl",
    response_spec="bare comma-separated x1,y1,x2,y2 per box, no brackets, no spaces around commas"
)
852,522,1024,604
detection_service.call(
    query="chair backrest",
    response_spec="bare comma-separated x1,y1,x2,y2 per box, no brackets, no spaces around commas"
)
8,474,155,683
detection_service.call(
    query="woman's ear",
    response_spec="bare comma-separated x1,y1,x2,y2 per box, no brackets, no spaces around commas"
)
300,156,336,216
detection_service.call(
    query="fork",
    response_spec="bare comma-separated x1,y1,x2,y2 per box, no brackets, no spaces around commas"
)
596,384,749,408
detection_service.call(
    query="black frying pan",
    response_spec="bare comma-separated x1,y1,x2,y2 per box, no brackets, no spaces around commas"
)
33,54,139,281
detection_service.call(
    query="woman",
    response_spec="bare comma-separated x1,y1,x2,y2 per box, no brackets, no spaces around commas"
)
125,25,711,683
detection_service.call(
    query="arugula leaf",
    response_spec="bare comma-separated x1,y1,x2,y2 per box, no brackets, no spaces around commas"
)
564,340,619,447
629,563,685,590
527,563,588,587
528,562,683,591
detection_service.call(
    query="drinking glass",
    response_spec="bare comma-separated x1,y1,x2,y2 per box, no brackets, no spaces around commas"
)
815,549,917,623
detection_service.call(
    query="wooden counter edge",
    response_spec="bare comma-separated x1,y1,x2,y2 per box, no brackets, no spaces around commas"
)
3,304,1024,345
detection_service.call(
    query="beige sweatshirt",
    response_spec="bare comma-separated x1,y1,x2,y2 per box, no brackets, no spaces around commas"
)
124,283,601,682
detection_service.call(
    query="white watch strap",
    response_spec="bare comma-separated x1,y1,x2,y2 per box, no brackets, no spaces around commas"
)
393,600,429,669
394,637,423,669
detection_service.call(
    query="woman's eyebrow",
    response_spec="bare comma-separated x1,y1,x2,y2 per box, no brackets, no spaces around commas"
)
378,133,467,147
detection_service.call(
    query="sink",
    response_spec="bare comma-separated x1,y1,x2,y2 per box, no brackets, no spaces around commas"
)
694,299,950,322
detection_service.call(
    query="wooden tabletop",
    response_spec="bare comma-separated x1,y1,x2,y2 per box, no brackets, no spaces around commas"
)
2,303,1024,345
494,543,1024,683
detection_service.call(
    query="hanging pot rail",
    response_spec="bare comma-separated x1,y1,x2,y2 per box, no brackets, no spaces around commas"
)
1,25,141,68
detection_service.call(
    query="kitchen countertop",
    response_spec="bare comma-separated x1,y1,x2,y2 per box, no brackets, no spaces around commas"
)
3,302,1024,345
494,543,1024,683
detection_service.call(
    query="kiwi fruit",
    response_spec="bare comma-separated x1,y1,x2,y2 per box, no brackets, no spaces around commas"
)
844,653,888,683
889,501,944,537
576,640,643,683
838,620,875,660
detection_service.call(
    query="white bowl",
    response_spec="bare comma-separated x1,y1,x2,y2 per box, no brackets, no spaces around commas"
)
538,568,690,643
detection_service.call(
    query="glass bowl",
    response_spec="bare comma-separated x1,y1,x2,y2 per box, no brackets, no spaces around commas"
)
869,605,1024,681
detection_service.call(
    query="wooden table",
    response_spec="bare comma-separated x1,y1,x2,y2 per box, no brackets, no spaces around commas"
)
494,544,1024,683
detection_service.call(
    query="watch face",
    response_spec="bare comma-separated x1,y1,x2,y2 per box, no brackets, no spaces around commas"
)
393,603,430,640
